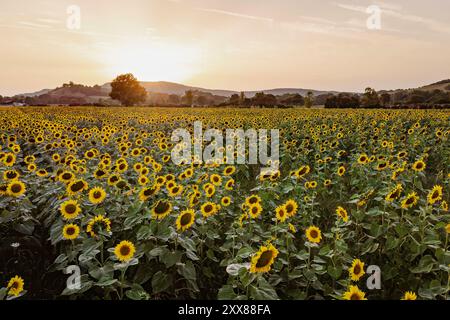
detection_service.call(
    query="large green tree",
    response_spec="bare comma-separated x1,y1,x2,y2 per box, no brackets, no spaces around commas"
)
109,73,147,106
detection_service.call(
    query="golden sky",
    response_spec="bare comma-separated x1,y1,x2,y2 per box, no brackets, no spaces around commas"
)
1,0,449,95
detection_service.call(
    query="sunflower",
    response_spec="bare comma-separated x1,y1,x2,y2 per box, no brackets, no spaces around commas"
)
201,202,219,218
176,209,195,232
336,206,349,222
223,165,236,176
385,184,403,202
245,195,261,206
3,153,16,166
88,187,107,205
248,203,263,219
114,240,136,262
337,166,346,177
343,285,367,300
107,174,120,186
209,174,222,187
67,179,88,196
288,223,297,233
250,244,279,273
4,170,20,181
275,205,287,223
357,154,369,165
401,292,417,300
60,200,81,220
305,226,322,244
401,192,419,209
168,184,184,197
221,196,231,207
59,171,75,184
86,215,112,237
441,201,449,212
63,224,80,240
6,180,26,197
284,199,298,217
225,179,235,191
151,200,172,220
445,223,450,234
7,276,24,297
139,185,160,201
427,185,443,205
412,160,426,172
349,259,365,281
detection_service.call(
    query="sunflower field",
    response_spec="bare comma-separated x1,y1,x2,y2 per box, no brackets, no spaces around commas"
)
0,106,449,301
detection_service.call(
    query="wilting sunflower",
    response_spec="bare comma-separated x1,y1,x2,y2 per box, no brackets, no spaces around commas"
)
275,205,287,223
248,203,263,219
401,192,419,209
305,226,322,244
343,285,367,300
60,200,81,220
6,180,26,197
201,202,219,218
139,185,160,201
151,200,172,220
427,185,443,205
336,206,349,222
62,224,80,240
284,199,298,217
88,187,106,205
250,244,279,273
412,160,426,172
7,275,24,297
176,209,196,232
86,215,111,237
114,240,136,262
67,179,88,196
349,259,365,281
401,292,417,300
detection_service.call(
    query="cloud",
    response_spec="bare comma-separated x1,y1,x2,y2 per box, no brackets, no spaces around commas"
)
336,2,450,34
18,21,52,29
197,8,273,24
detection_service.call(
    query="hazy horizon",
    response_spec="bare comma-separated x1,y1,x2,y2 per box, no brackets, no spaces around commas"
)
1,0,450,96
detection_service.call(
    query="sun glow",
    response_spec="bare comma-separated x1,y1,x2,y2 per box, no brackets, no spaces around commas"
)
104,41,202,82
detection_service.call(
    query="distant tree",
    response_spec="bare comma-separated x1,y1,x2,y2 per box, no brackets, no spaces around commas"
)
109,73,147,106
362,87,380,108
239,92,246,105
281,94,304,106
168,94,181,105
380,93,391,106
229,94,240,105
195,95,208,106
304,91,314,108
183,90,194,107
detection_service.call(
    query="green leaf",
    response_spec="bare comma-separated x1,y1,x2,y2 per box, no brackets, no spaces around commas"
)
218,285,237,300
151,271,171,293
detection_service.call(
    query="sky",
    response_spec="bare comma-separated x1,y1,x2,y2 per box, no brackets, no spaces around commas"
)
0,0,449,96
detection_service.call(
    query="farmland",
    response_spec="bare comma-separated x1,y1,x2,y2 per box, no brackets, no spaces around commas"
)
0,106,449,300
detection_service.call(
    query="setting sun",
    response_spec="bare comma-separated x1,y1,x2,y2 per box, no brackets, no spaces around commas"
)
104,41,202,83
